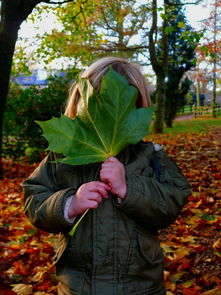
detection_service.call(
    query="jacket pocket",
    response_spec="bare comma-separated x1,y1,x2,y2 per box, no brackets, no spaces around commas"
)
55,236,86,294
56,241,86,272
124,227,164,292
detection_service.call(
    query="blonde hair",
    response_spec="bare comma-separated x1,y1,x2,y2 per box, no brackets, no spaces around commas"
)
65,56,151,119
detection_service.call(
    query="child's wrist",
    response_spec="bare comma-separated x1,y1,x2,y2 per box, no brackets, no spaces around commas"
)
68,195,78,218
117,184,127,200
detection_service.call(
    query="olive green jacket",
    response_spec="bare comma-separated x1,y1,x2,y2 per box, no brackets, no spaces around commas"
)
23,142,191,295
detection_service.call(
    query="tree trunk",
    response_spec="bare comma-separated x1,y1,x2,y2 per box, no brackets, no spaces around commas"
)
165,92,178,128
154,75,166,133
164,99,174,128
149,0,168,134
0,21,20,178
164,71,186,128
0,0,39,177
165,117,172,128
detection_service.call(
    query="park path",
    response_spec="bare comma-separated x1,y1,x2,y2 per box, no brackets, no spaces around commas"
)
174,114,194,121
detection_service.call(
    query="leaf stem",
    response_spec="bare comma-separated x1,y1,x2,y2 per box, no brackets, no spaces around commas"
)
69,208,89,236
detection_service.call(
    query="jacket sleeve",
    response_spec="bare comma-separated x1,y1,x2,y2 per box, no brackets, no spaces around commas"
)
22,152,77,234
114,147,191,230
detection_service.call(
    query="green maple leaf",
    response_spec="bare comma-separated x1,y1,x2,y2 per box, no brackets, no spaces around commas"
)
36,67,153,166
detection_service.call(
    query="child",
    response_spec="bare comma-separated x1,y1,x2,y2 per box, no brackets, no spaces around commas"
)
23,57,191,295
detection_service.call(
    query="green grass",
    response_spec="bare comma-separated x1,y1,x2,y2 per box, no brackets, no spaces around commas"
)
161,118,221,135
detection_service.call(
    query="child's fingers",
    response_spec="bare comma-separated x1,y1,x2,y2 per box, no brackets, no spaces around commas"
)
105,156,118,163
100,169,114,181
96,188,109,199
100,168,114,174
101,161,123,172
99,171,109,183
101,160,115,169
88,192,102,203
86,200,99,209
100,175,113,185
87,181,110,198
87,181,110,191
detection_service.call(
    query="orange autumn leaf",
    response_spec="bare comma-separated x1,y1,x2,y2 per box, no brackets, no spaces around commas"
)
1,129,220,294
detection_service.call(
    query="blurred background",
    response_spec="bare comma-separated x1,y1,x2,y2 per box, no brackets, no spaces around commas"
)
0,1,220,294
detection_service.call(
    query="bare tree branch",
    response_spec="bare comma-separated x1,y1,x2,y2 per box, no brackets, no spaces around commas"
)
79,45,149,52
167,0,203,5
100,5,118,33
149,0,159,73
41,0,74,4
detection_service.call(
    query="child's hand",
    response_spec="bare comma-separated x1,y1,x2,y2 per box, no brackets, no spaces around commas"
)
100,157,127,200
68,181,110,218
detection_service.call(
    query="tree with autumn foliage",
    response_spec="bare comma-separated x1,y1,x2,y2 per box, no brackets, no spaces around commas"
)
188,0,221,114
41,0,202,133
201,0,221,116
189,52,209,107
36,0,151,65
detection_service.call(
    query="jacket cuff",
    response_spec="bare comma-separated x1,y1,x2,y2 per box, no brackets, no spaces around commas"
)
113,177,137,209
53,187,78,230
64,195,76,224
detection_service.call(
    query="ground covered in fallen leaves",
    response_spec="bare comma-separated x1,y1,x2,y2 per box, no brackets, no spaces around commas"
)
0,127,221,295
